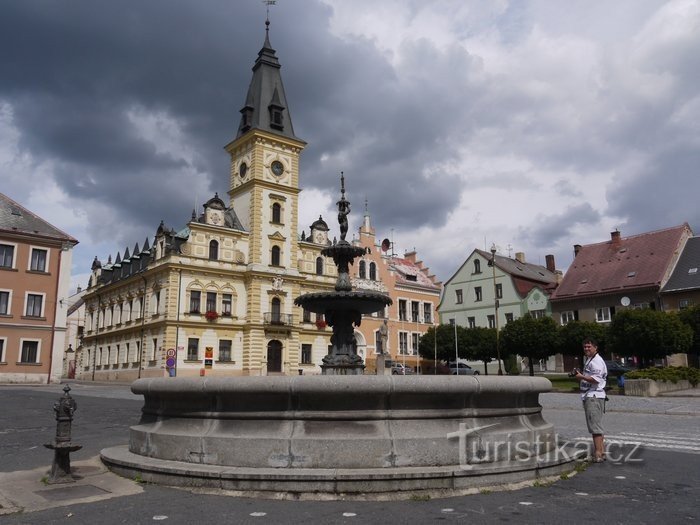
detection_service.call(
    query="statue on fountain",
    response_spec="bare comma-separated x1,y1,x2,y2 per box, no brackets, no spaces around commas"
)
294,173,393,374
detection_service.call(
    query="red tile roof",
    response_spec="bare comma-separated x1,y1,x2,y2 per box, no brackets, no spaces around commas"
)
551,224,692,300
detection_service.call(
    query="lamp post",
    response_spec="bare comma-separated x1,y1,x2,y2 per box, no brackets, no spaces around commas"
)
491,244,504,375
451,318,458,364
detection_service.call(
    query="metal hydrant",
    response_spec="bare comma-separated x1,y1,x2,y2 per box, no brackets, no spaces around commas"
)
44,384,82,484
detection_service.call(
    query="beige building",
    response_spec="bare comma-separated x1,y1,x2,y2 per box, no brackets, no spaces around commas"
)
77,28,442,381
77,29,342,380
0,193,78,383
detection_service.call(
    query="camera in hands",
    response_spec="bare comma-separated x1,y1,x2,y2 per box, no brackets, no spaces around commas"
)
568,368,580,378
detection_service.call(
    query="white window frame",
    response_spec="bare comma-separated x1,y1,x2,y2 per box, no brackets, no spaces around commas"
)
28,245,50,273
455,289,463,304
560,311,576,325
18,338,41,364
423,302,432,324
398,331,408,355
530,309,546,319
596,307,611,323
0,242,17,269
0,336,7,362
24,291,46,318
0,288,12,315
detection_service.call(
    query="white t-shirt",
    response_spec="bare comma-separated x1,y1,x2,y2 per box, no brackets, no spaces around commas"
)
580,353,608,399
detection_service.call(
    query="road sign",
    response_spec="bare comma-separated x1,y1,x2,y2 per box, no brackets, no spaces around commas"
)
166,357,176,368
166,348,176,358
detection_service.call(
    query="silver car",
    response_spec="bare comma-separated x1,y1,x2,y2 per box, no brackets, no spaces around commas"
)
448,362,480,375
391,363,415,375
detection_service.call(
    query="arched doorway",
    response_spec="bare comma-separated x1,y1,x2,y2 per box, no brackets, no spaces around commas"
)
267,340,283,373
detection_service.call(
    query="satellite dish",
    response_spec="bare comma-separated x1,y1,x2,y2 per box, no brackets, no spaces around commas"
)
381,239,391,252
621,296,631,306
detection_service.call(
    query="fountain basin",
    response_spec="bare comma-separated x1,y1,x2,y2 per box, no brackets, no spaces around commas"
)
101,375,574,496
294,290,391,315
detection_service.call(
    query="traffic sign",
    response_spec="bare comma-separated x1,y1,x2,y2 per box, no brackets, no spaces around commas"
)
166,348,176,358
166,357,176,368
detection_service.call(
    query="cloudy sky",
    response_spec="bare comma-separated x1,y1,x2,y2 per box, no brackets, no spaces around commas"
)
2,0,699,292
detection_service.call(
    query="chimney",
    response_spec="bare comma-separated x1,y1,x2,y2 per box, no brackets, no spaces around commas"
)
515,252,526,263
545,254,556,273
611,230,621,246
573,244,582,257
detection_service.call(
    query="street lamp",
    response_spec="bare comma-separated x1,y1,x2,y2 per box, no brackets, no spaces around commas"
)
451,318,458,364
491,244,504,375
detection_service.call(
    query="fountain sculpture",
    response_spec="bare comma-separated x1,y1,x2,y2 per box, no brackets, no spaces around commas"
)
295,174,392,375
101,178,573,497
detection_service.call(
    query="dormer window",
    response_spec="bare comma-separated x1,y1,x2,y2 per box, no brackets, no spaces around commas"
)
240,105,253,133
270,108,284,129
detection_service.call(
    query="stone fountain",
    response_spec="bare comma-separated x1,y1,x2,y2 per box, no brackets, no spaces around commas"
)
100,178,574,498
295,174,392,375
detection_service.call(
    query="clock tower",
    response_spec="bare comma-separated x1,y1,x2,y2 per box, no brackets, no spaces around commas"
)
224,19,307,374
225,20,306,269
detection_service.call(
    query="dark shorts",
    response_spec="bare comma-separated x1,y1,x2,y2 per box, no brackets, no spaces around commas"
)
583,397,605,435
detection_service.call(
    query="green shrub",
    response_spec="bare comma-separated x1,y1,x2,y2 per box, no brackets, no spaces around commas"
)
625,366,700,387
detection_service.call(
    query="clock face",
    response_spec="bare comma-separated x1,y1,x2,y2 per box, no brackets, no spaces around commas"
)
271,160,284,177
210,211,221,225
314,232,325,244
239,162,247,178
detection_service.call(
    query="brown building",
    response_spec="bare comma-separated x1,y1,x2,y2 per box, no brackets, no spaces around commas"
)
0,193,78,383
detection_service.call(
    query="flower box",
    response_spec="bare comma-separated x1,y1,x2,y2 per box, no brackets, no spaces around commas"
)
205,311,219,321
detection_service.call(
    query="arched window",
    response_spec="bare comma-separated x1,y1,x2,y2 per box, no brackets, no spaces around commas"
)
359,260,367,279
271,245,281,266
272,203,282,223
474,259,481,274
316,256,324,275
369,262,377,281
209,240,219,260
271,297,281,324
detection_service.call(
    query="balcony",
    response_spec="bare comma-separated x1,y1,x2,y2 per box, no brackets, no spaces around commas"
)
263,312,294,326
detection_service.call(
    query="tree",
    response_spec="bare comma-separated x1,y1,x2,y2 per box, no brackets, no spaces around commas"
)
500,315,559,376
678,305,700,367
464,327,497,374
608,309,693,367
418,324,472,363
558,321,608,355
558,321,609,368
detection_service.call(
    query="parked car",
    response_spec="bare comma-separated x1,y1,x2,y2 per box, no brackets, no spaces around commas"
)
391,363,415,375
605,360,632,377
448,362,480,375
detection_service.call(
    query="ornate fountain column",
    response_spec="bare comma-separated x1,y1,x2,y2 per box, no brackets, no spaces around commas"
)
295,174,392,375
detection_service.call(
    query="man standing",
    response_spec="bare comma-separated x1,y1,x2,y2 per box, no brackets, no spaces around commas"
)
573,338,608,462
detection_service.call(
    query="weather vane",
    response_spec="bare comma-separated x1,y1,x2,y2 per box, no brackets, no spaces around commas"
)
263,0,277,24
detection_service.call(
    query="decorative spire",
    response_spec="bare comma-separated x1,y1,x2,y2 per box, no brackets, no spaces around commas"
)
235,1,300,142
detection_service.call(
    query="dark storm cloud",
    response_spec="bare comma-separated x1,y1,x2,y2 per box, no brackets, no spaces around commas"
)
0,0,474,252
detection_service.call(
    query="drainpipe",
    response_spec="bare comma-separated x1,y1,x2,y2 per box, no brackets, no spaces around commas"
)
138,275,147,379
91,294,101,382
173,269,183,377
46,247,62,384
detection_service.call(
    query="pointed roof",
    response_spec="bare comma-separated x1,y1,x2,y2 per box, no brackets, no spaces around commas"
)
235,21,301,142
551,224,692,300
0,192,78,244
